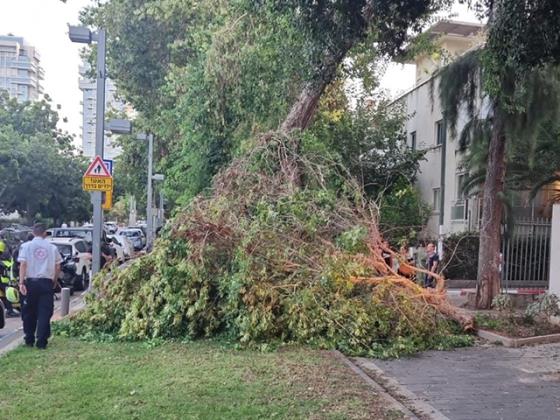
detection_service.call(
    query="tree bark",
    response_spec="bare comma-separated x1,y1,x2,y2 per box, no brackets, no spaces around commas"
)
476,111,506,309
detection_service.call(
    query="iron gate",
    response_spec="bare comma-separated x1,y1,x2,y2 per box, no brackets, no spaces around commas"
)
501,217,551,289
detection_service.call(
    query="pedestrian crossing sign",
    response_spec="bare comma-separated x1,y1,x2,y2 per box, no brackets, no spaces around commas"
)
84,156,111,178
83,155,114,192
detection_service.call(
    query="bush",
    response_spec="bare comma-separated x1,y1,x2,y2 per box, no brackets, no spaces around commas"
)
441,232,479,280
59,134,472,357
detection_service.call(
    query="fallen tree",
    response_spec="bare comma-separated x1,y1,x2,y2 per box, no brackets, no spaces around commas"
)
60,133,473,357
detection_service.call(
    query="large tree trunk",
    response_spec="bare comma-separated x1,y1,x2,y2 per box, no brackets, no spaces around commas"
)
476,111,507,309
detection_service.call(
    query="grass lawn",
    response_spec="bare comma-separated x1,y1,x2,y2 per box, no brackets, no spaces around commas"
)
0,337,394,419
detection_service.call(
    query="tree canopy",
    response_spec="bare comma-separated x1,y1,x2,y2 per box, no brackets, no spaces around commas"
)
81,0,451,209
0,93,91,224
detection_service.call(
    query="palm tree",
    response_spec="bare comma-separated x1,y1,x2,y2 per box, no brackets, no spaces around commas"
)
436,48,560,308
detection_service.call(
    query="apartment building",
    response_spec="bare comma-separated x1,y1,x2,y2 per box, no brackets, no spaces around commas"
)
79,63,127,160
0,35,43,102
395,21,485,238
397,20,557,241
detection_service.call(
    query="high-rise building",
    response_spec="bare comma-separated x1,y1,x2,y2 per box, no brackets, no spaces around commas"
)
0,35,43,102
79,63,127,160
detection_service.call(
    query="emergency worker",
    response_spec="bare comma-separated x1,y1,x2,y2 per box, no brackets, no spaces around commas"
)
18,224,61,349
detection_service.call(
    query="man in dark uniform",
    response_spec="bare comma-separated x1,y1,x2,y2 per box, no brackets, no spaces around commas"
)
425,242,439,288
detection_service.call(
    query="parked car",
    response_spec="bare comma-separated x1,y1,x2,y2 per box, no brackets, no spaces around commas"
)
119,228,146,251
50,227,107,246
48,237,92,291
109,234,134,259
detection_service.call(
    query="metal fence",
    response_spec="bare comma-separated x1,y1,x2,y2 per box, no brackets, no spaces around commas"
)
501,217,551,289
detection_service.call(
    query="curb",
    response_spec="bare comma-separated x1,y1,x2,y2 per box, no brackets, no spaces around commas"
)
353,357,450,420
333,351,418,419
477,329,560,348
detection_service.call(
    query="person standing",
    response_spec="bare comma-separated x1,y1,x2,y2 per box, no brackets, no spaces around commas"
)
424,242,439,288
18,224,61,349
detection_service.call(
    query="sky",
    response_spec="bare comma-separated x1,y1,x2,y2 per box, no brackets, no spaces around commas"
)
0,0,93,140
0,0,481,148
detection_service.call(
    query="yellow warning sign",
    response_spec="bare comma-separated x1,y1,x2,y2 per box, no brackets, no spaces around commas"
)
102,190,113,210
83,176,113,191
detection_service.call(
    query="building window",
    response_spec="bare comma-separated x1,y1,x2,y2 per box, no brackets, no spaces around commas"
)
410,131,417,150
433,188,441,212
436,119,446,146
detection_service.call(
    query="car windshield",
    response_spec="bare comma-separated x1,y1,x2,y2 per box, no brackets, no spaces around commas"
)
54,244,73,257
122,230,139,237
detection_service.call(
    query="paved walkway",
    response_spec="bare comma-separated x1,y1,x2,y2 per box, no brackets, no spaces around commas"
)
362,343,560,420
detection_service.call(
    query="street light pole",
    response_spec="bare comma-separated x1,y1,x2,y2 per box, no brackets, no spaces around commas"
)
91,29,107,276
146,133,154,249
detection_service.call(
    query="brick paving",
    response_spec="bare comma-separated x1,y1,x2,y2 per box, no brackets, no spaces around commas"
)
370,343,560,420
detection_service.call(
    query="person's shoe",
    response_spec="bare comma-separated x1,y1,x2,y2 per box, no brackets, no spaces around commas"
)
25,342,34,348
36,345,47,350
6,311,19,318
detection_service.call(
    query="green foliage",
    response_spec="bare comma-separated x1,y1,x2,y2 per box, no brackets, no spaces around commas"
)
306,88,430,245
441,232,479,280
484,0,560,106
492,294,514,313
437,45,560,209
0,93,90,223
438,50,482,138
525,294,560,321
82,0,452,210
60,135,471,357
379,182,431,246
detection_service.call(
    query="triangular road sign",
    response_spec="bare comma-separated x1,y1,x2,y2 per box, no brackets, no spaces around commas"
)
84,155,112,178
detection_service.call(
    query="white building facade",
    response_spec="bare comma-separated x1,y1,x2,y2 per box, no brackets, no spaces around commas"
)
0,35,43,102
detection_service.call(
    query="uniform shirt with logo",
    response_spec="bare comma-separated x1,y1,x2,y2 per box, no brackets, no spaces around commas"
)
17,237,61,280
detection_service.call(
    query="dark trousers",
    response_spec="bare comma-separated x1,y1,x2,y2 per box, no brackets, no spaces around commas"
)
0,283,14,312
22,278,54,347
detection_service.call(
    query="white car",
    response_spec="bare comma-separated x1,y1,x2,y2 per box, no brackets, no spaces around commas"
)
107,235,129,263
48,237,92,290
119,228,146,251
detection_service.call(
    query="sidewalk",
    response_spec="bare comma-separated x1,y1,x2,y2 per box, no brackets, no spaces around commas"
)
0,291,85,356
357,343,560,420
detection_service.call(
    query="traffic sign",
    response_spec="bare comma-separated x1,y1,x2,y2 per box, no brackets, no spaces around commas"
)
102,190,113,210
84,156,111,178
103,159,114,176
83,176,113,191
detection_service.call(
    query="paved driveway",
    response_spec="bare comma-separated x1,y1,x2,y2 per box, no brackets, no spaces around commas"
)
365,343,560,420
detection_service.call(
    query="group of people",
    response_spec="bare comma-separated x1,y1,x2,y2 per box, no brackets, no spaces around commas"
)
0,224,60,349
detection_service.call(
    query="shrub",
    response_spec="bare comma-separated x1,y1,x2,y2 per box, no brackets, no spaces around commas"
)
441,232,479,280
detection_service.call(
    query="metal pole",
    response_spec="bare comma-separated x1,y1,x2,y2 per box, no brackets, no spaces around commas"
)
146,133,154,249
60,288,71,316
92,28,107,277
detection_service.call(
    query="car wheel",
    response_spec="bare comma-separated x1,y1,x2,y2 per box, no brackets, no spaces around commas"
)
75,268,89,291
81,268,90,290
